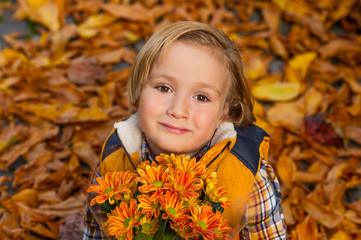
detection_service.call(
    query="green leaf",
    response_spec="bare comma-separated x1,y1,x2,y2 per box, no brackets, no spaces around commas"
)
211,202,224,213
135,232,154,240
26,19,38,35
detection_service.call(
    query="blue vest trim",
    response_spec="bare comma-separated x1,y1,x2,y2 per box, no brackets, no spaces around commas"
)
101,131,121,162
230,124,269,176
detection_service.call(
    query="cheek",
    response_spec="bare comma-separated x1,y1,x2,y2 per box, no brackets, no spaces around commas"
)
193,107,223,129
138,93,164,118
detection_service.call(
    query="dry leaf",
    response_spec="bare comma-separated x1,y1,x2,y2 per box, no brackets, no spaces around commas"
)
253,81,301,101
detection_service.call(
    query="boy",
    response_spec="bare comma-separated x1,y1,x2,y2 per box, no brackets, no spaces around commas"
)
83,21,287,239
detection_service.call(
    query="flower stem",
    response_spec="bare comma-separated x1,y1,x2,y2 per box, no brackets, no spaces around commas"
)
162,217,169,240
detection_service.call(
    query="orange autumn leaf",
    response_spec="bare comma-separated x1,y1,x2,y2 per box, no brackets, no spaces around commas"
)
301,198,343,229
101,3,150,22
295,216,322,240
276,152,296,189
267,102,305,132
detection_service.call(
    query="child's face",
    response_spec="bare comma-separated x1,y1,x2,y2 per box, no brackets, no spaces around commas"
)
137,41,229,156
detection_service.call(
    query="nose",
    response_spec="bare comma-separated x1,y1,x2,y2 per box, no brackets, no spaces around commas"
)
166,93,189,119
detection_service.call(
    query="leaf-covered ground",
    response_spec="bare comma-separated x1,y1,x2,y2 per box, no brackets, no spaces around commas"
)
0,0,360,239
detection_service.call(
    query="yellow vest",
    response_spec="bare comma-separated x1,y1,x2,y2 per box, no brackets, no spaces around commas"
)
99,117,270,239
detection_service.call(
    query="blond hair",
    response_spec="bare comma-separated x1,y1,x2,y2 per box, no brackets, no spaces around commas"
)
127,21,255,128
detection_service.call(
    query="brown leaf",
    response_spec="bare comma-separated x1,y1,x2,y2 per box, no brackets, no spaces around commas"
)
345,126,361,145
302,114,343,147
319,39,361,59
72,141,98,168
58,213,83,240
101,2,150,22
67,56,106,85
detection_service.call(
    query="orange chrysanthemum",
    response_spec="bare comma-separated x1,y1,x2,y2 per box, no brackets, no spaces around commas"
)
215,216,232,239
205,184,230,208
156,153,184,170
168,170,202,200
87,171,137,206
189,205,221,240
137,164,171,203
156,154,208,179
139,215,159,236
138,193,161,218
160,191,189,226
172,223,198,240
105,199,140,239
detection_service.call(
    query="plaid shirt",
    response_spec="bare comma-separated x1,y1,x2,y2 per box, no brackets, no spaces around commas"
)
83,136,287,239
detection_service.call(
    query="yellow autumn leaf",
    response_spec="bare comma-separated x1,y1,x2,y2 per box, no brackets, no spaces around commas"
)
332,0,356,22
76,107,109,122
0,48,28,66
288,52,317,79
27,0,50,8
330,230,353,240
253,81,301,101
14,0,60,32
13,103,78,122
271,0,315,17
77,14,116,38
12,188,38,208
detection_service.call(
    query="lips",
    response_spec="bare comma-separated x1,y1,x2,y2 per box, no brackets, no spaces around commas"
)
160,123,190,134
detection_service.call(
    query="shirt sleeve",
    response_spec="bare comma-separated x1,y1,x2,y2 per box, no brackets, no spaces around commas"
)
240,158,287,239
82,165,109,240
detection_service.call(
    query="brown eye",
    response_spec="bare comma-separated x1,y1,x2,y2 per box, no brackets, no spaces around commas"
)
157,86,171,92
195,95,209,102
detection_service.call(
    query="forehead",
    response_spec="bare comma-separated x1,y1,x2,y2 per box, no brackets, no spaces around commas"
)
150,41,230,95
158,39,226,64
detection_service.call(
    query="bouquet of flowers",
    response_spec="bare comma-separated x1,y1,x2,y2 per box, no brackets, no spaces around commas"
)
87,153,232,240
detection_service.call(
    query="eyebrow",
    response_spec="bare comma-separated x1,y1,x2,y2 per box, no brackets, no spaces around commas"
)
148,73,222,96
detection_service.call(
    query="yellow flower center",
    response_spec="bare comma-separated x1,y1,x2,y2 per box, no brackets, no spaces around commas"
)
142,223,152,232
167,207,177,216
153,181,163,188
198,220,207,229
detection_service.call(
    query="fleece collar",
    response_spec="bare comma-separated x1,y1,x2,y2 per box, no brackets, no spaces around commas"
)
113,113,237,155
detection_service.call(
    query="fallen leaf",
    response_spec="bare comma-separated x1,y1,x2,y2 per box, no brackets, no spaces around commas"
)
101,2,150,22
14,0,60,31
276,151,297,189
267,102,305,132
288,52,317,80
67,56,106,85
301,198,343,228
253,81,301,101
295,216,321,240
319,39,361,59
